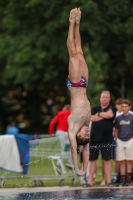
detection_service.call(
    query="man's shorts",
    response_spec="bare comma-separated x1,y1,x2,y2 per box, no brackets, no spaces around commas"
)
116,138,133,161
89,142,112,161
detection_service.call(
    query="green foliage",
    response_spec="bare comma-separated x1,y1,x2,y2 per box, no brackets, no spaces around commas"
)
0,0,133,132
84,45,104,107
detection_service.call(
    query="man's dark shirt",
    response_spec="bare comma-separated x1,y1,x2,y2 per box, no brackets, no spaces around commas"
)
90,105,116,143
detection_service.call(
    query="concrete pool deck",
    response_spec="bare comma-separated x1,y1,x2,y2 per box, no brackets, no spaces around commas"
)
0,185,133,195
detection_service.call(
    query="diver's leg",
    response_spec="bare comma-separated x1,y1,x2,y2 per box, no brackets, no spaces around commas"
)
74,8,83,55
67,8,81,82
74,8,89,80
66,8,77,57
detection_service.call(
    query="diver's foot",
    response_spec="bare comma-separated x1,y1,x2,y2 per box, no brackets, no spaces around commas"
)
76,8,81,24
69,8,77,23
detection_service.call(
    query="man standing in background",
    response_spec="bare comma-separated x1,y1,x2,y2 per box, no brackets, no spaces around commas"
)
84,91,116,187
6,121,19,135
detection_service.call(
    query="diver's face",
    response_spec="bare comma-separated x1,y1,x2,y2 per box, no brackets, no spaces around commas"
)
77,126,89,140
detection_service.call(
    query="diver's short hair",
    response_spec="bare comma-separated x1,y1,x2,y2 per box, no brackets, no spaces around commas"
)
76,136,89,146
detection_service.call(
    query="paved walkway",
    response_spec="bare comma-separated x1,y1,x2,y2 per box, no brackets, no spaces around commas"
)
0,186,133,195
0,187,80,195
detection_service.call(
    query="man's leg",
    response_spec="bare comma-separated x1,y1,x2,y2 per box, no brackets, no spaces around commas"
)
103,160,112,184
100,161,106,185
87,160,97,186
84,142,99,186
101,142,113,186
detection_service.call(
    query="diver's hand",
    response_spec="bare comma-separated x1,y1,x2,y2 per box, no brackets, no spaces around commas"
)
76,169,86,177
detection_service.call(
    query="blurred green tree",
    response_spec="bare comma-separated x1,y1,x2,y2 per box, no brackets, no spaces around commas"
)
0,0,133,133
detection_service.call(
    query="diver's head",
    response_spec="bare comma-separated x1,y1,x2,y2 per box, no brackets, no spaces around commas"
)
76,126,90,145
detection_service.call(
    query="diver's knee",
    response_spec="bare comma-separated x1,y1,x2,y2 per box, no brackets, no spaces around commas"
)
77,49,83,55
67,42,77,56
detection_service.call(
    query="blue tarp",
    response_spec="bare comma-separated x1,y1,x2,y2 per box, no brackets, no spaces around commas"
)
15,134,40,174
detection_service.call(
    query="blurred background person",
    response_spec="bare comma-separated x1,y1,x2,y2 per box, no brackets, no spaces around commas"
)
48,104,73,173
112,98,124,184
6,121,19,135
85,91,116,187
114,99,133,186
112,98,133,184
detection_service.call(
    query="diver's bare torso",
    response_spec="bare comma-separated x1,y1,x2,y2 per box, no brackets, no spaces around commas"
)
68,87,91,135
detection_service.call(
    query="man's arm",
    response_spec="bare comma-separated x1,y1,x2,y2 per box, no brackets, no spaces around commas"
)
98,109,114,119
91,109,114,122
91,113,104,122
91,106,104,122
48,116,58,136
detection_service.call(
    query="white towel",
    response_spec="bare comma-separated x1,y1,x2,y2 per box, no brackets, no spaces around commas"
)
0,135,23,173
